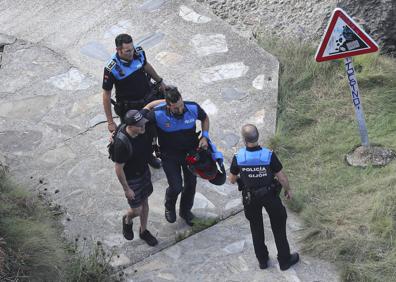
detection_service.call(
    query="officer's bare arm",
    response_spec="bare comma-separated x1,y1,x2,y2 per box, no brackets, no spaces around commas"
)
144,99,165,110
115,163,130,192
103,89,115,125
275,170,291,192
143,63,163,83
201,116,209,133
229,173,238,184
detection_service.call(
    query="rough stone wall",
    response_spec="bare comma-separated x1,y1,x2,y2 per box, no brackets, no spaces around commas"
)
338,0,396,54
197,0,396,54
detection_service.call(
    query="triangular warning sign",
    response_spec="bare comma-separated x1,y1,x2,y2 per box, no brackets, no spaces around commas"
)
315,8,378,62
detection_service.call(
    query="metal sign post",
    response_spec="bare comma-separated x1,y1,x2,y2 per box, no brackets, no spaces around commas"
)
315,8,378,147
344,57,369,147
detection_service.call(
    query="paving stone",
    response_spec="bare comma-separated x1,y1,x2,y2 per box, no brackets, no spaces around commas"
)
221,87,246,100
0,33,16,45
139,0,167,12
199,62,249,83
46,68,96,90
136,32,165,49
190,33,228,56
201,99,218,116
155,51,183,65
223,239,246,254
80,41,111,61
179,5,212,23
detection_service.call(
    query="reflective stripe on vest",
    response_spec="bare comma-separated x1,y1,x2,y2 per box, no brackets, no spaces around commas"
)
154,102,198,132
108,48,146,80
236,147,272,166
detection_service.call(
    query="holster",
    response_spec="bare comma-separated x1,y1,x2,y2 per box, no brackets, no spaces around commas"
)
238,179,252,206
242,189,252,206
271,178,282,197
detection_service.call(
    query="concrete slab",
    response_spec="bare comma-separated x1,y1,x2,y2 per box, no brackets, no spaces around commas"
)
124,211,340,281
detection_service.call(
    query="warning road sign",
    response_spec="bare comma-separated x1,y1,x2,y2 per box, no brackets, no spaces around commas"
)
315,8,378,62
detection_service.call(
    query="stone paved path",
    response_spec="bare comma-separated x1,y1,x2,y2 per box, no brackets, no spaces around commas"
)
0,0,339,280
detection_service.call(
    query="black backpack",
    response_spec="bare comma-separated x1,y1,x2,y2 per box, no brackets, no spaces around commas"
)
108,124,133,162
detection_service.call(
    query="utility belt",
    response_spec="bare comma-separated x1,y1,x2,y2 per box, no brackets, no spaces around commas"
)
111,98,145,118
111,82,164,118
237,178,282,206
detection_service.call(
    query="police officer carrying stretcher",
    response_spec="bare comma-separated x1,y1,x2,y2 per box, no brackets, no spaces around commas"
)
229,124,299,271
144,87,209,226
102,33,164,168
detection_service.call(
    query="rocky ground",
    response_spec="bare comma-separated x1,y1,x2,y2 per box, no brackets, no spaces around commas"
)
197,0,396,54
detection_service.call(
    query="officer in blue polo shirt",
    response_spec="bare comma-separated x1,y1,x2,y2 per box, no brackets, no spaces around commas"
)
229,124,299,271
144,87,209,226
102,33,164,168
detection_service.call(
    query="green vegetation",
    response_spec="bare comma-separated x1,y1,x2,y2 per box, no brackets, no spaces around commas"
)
0,175,115,282
175,217,219,242
258,35,396,281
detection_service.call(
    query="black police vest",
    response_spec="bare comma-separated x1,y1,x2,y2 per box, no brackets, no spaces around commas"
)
236,147,274,190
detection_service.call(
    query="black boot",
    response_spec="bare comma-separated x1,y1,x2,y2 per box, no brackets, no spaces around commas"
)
279,252,299,271
259,257,269,269
148,155,162,169
165,208,176,223
165,195,177,223
179,210,195,226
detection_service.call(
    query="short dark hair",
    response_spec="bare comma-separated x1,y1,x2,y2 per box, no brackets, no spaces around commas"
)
242,124,259,143
164,87,182,104
115,34,132,48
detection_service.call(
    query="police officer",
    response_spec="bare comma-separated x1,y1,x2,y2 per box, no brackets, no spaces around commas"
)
112,109,161,246
144,87,209,226
229,124,299,270
102,33,164,167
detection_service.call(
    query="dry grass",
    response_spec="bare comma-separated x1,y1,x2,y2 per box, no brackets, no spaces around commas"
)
0,175,116,282
258,34,396,282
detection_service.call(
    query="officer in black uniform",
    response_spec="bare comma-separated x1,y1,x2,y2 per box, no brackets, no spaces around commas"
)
229,124,299,271
144,87,209,226
112,109,160,246
102,33,164,167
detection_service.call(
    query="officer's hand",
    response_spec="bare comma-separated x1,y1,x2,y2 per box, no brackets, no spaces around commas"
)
125,188,135,200
108,121,117,133
284,189,292,200
109,131,116,143
199,137,209,150
159,81,167,93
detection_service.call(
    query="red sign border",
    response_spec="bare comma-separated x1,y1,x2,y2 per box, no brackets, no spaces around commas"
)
315,8,379,62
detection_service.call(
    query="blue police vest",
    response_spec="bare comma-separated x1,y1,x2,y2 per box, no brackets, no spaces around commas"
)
236,147,273,189
106,47,146,81
154,102,198,132
153,102,200,152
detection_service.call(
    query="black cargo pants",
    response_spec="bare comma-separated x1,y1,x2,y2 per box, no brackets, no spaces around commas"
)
244,192,291,264
162,151,197,214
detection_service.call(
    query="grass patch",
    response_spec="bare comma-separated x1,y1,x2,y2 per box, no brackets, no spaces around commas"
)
0,175,115,282
258,34,396,281
175,217,219,242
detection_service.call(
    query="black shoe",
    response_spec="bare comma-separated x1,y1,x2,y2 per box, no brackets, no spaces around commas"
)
148,156,162,169
259,257,269,269
179,210,195,226
165,208,176,223
139,229,158,246
122,215,134,240
279,252,299,271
